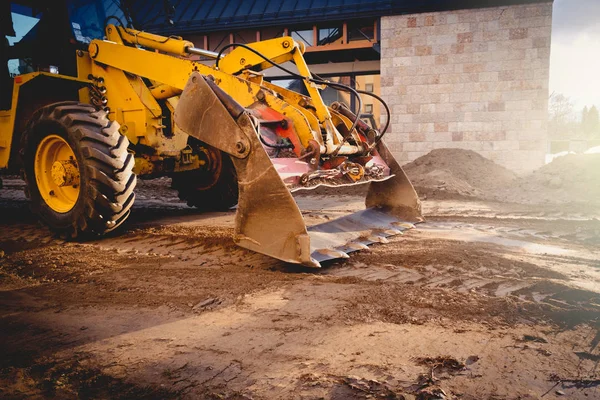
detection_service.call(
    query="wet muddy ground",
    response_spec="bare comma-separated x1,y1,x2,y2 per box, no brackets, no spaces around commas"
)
1,177,600,399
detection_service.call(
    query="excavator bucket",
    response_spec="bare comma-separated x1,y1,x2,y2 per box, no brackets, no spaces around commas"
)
174,72,423,268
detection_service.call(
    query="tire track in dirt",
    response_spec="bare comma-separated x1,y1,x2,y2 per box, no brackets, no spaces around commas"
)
321,220,600,331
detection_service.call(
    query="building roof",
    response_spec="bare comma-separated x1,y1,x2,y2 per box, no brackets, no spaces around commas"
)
136,0,551,35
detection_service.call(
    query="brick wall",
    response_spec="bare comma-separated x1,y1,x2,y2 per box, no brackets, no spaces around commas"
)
380,3,552,173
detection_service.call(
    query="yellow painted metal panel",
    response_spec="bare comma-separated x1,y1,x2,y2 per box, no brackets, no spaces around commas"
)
0,111,12,168
112,25,193,56
76,51,93,104
0,72,90,169
217,37,296,74
89,40,322,150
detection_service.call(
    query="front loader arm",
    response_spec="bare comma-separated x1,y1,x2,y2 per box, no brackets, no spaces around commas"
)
217,38,332,126
88,38,325,152
110,25,195,57
88,39,201,91
216,38,299,74
96,28,360,156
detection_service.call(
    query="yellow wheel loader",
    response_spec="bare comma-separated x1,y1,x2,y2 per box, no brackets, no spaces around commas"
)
0,1,422,267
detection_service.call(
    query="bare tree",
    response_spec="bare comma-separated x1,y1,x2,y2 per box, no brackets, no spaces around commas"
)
548,92,575,138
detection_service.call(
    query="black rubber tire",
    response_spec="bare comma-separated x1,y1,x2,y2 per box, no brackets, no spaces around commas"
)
171,149,238,212
21,101,136,237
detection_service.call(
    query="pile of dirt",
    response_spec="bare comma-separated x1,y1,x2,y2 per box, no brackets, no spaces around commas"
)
402,149,600,206
405,168,482,199
402,149,516,199
493,153,600,206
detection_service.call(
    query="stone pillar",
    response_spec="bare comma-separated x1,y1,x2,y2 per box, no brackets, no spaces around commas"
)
380,2,552,173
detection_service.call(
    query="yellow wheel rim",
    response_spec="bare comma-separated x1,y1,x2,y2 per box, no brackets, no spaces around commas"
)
34,134,81,213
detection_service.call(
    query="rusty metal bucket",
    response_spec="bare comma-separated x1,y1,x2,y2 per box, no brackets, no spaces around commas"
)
174,73,422,268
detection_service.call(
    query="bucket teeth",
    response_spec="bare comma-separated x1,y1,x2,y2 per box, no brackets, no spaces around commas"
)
383,228,403,236
367,235,389,244
393,222,416,229
346,242,370,251
306,208,418,265
317,249,350,259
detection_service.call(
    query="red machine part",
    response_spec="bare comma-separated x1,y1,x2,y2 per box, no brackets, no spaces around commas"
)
249,104,305,158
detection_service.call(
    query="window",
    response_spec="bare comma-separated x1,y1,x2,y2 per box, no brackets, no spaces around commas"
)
320,76,353,106
318,26,342,45
365,83,374,93
365,104,373,113
7,6,41,76
291,29,314,47
348,20,375,42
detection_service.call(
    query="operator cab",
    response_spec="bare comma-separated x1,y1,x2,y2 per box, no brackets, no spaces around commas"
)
1,0,126,110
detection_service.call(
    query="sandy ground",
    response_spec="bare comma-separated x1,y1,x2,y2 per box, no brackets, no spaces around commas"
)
1,177,600,399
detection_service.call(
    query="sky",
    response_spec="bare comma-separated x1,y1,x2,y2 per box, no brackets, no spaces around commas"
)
550,0,600,111
7,13,38,75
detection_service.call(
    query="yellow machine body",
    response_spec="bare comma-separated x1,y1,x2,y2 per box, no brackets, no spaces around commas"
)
0,23,422,267
1,25,368,174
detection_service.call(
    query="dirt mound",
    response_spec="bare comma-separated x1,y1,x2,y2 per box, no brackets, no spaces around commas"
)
407,169,482,199
494,153,600,205
403,150,600,206
403,149,516,199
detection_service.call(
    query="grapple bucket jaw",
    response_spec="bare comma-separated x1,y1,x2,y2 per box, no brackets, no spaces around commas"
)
175,72,422,268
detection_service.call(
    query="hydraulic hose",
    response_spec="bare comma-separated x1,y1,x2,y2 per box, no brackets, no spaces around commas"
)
354,89,391,150
214,43,364,153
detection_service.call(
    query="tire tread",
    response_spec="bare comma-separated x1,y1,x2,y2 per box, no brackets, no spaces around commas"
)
20,101,136,237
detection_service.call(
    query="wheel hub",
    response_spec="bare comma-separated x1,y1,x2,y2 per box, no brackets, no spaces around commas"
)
34,135,81,213
51,160,80,187
193,145,222,190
